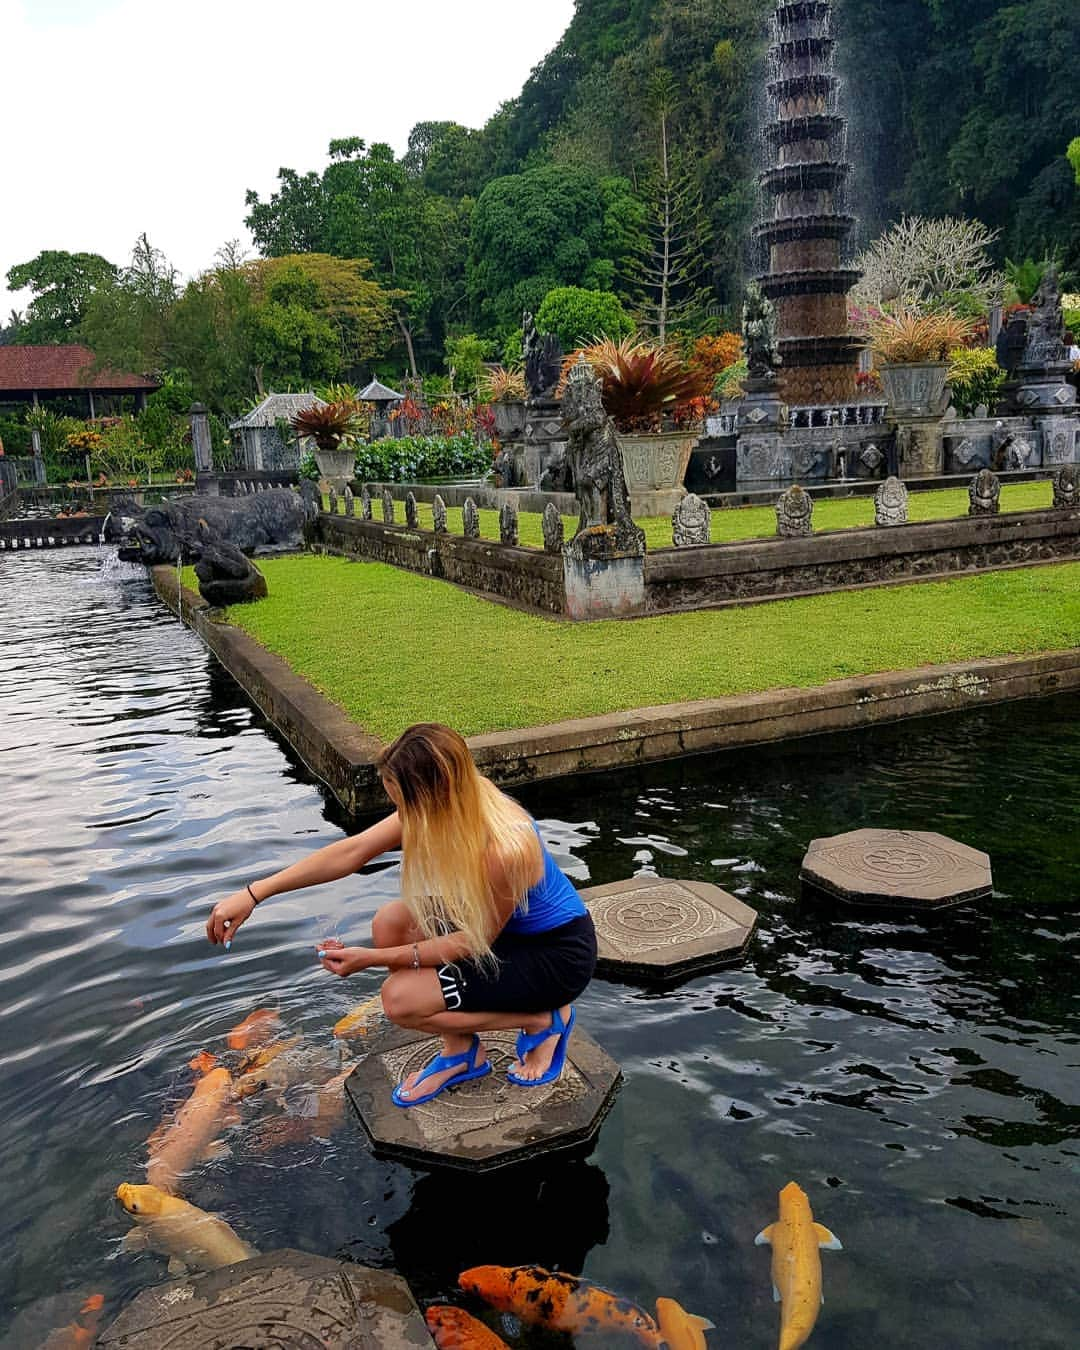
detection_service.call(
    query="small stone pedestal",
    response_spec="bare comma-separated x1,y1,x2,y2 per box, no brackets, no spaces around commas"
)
98,1251,430,1348
581,877,757,984
562,526,645,621
800,828,992,909
897,418,944,476
345,1025,621,1172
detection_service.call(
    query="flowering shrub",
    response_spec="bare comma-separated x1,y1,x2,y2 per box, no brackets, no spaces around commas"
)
690,333,743,382
714,358,748,402
66,429,103,452
946,347,1005,418
354,434,490,483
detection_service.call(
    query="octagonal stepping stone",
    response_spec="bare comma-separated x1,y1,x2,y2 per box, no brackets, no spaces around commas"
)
345,1024,620,1172
98,1249,429,1348
580,877,757,984
800,828,992,909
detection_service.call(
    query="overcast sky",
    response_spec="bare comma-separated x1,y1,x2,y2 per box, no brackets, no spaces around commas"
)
0,0,576,319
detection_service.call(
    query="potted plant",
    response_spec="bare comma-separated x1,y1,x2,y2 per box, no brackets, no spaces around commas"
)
290,401,362,487
574,336,712,509
868,310,976,417
481,366,527,440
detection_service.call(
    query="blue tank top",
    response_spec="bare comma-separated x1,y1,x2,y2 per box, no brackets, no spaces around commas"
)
503,823,587,935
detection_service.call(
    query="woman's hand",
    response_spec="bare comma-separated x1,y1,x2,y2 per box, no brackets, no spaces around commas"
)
206,890,256,946
317,942,376,978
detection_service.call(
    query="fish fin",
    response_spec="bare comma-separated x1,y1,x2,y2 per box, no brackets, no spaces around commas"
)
813,1223,843,1251
167,1257,188,1277
690,1315,715,1330
122,1228,149,1253
772,1283,782,1304
754,1224,776,1246
203,1138,231,1161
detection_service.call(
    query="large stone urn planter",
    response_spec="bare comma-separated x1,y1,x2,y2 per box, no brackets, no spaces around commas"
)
492,399,526,440
618,431,697,517
314,448,357,491
880,362,950,419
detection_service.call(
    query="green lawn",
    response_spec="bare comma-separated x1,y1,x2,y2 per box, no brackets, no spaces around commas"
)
209,554,1080,741
335,480,1052,551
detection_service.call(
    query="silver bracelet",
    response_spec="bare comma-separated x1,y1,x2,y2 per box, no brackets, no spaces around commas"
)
411,943,420,970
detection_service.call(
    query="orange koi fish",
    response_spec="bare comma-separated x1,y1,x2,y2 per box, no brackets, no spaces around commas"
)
333,993,385,1039
227,1007,283,1051
249,1065,355,1152
458,1266,663,1345
147,1065,237,1194
42,1293,105,1350
425,1305,510,1349
656,1297,713,1350
755,1181,842,1350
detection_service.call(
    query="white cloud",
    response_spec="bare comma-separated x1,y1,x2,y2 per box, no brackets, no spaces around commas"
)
0,0,575,317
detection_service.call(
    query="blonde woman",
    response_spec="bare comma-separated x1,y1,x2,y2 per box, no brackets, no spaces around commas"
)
206,724,597,1105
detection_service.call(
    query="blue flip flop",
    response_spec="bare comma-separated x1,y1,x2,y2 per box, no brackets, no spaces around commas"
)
391,1034,491,1108
507,1006,576,1088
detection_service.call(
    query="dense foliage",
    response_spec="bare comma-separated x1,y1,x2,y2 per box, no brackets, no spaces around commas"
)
535,287,634,350
353,433,491,483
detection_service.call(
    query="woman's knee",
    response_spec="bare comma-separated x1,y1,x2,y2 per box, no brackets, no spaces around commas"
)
372,900,417,949
381,973,425,1027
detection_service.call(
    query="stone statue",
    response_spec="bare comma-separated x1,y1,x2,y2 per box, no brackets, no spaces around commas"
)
672,493,711,546
542,502,564,554
523,310,563,405
328,487,338,515
344,486,354,517
742,280,782,383
493,444,517,488
1052,463,1079,509
992,421,1032,471
190,521,268,606
968,468,1001,515
499,500,519,546
1023,261,1066,365
463,498,480,539
432,494,448,533
107,488,309,566
405,491,419,529
539,443,573,493
381,489,395,524
776,484,814,538
361,485,372,521
874,476,909,527
562,354,645,554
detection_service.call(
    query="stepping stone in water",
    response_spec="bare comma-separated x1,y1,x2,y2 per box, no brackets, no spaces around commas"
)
346,1025,620,1173
98,1250,430,1348
800,828,992,909
580,877,758,984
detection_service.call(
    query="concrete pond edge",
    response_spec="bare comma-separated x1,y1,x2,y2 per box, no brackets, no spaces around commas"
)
152,566,1080,815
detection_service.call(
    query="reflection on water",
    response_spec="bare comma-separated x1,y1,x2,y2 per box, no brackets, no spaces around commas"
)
0,548,1078,1348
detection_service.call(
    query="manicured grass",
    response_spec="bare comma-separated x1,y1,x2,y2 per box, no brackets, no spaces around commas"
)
335,480,1052,551
209,554,1080,741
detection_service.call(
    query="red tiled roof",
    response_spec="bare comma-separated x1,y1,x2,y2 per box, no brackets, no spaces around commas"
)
0,345,160,392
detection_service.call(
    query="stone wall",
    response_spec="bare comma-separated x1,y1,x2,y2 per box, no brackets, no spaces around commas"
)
0,516,107,548
361,481,576,517
310,514,566,614
644,506,1080,611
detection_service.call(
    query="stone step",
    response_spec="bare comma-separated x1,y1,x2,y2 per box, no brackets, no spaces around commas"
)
800,827,993,908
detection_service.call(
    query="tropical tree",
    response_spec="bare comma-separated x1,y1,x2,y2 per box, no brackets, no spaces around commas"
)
80,234,179,375
535,286,634,350
6,251,119,345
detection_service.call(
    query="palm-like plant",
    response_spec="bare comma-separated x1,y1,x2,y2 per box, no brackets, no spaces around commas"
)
480,365,527,403
569,336,712,431
867,309,977,364
290,400,362,452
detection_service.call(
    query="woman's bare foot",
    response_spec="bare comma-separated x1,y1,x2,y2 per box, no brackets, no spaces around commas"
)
395,1033,485,1102
513,1005,572,1082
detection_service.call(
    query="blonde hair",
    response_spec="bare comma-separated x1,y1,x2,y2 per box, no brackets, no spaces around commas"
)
378,724,542,962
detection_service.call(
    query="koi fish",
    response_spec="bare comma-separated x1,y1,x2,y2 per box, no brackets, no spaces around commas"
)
117,1182,256,1274
425,1305,510,1348
146,1063,238,1194
249,1065,355,1152
655,1297,713,1349
458,1265,663,1345
755,1181,842,1350
235,1038,332,1101
333,993,385,1039
227,1007,283,1050
41,1293,105,1350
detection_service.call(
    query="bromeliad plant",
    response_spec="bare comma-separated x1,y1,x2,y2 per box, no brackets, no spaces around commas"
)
866,309,977,364
290,400,362,452
569,336,713,433
480,365,527,403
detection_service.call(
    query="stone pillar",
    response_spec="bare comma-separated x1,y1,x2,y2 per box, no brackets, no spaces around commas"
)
895,418,944,478
189,403,214,474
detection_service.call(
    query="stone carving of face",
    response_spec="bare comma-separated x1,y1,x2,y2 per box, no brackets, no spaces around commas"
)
563,369,606,436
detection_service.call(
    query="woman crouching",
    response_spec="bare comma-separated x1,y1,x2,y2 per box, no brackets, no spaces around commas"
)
206,723,597,1104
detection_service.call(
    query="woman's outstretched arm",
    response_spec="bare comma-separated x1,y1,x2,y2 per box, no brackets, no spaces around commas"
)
205,812,402,946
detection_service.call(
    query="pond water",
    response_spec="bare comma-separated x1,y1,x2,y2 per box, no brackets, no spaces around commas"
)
0,547,1077,1348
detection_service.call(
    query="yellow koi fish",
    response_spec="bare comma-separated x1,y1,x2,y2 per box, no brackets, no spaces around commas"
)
117,1183,255,1274
146,1059,238,1195
333,993,385,1039
755,1182,842,1350
655,1297,712,1349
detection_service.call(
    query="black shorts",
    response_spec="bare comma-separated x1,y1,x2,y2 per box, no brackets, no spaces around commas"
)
437,914,597,1015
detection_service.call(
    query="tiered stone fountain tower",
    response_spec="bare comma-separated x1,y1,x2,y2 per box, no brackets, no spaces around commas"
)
756,0,863,408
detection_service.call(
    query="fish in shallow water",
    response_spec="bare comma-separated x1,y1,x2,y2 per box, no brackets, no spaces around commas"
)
655,1297,712,1349
755,1181,842,1350
41,1293,105,1350
146,1058,238,1194
458,1265,665,1345
425,1305,510,1348
235,1038,340,1102
117,1182,255,1274
248,1065,356,1152
227,1007,284,1050
333,992,385,1039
